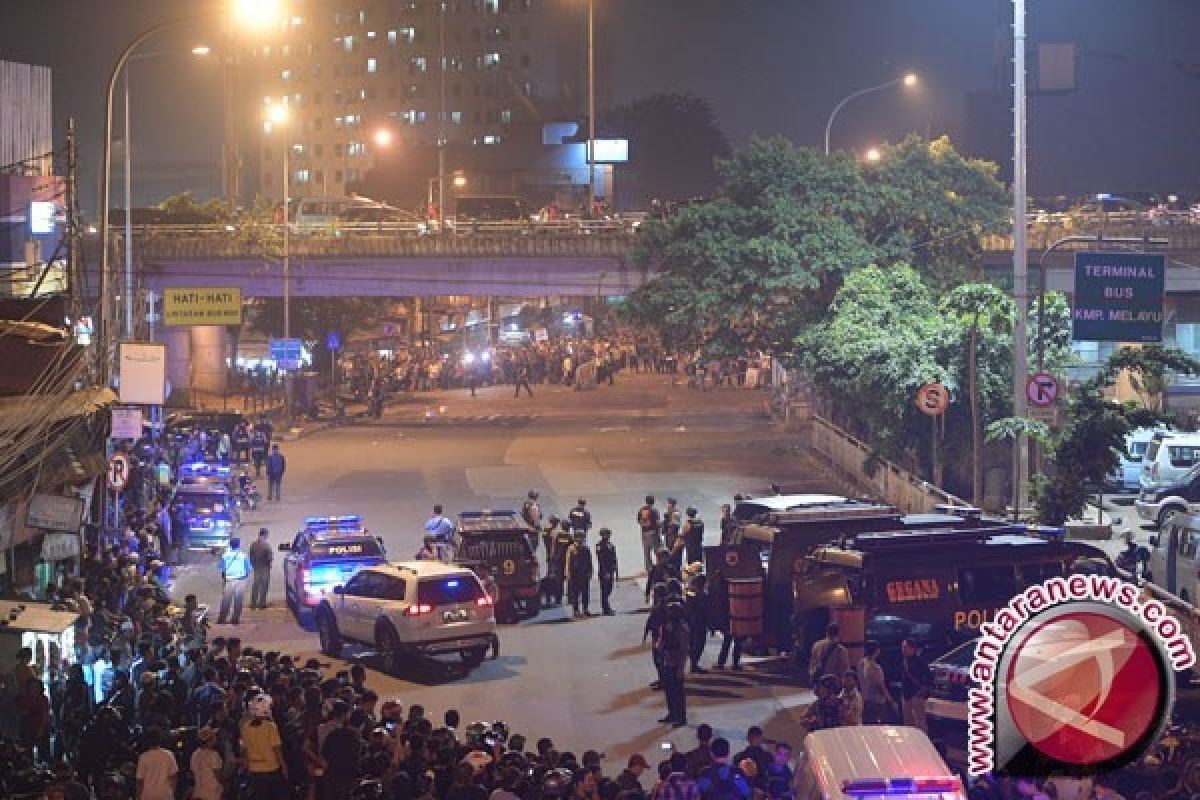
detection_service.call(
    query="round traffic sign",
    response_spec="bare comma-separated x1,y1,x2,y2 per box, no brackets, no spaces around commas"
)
916,382,950,416
1026,372,1060,408
107,452,130,491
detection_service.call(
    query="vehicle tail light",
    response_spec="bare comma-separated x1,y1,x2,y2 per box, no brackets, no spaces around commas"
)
476,595,493,607
914,777,962,792
406,603,434,617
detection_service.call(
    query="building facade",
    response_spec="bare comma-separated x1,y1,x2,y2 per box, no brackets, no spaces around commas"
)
252,0,586,202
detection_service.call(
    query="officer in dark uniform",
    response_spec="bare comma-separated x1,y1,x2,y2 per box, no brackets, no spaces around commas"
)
682,507,706,566
566,531,593,617
545,518,573,607
643,582,669,690
684,573,713,674
595,528,618,616
661,498,681,554
566,498,592,541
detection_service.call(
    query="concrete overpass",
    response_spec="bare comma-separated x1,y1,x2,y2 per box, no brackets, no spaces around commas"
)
129,225,646,298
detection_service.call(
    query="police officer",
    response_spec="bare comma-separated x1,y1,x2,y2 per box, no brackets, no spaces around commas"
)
218,537,252,625
566,532,593,617
543,517,571,607
682,507,706,566
249,427,268,478
684,573,712,674
566,498,592,540
661,498,681,554
595,528,618,616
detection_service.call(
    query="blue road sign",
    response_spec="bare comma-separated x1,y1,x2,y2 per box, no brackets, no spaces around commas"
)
326,331,341,351
1072,252,1165,343
269,338,304,370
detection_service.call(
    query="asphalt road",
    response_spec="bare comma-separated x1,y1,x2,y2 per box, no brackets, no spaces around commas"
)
173,374,848,762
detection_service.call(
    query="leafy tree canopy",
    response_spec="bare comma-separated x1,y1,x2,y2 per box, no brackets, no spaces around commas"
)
626,135,1008,355
1035,346,1200,525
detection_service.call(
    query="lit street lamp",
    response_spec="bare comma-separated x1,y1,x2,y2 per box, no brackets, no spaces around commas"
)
372,128,393,148
864,147,882,163
823,72,918,156
265,102,293,422
98,0,282,379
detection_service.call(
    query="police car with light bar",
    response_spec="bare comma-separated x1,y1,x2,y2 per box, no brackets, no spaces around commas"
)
280,515,387,612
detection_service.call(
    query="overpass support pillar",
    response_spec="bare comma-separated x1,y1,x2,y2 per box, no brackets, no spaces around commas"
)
190,325,230,395
164,326,191,405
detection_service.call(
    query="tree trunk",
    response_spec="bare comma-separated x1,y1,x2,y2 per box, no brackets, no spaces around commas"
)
969,324,982,505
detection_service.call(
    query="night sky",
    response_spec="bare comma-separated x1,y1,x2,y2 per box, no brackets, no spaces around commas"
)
2,0,1199,211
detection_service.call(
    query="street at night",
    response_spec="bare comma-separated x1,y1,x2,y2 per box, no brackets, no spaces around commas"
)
5,2,1200,799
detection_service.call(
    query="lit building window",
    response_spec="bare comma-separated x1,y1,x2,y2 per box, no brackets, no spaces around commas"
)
451,111,463,124
293,93,303,105
499,109,511,124
400,27,416,43
402,110,417,124
293,169,311,183
483,134,500,145
347,142,365,156
388,30,397,44
367,30,377,39
291,143,305,156
343,35,355,52
411,57,427,72
291,16,304,26
359,9,366,24
485,0,498,13
483,52,500,67
281,69,291,80
262,46,271,58
367,58,377,73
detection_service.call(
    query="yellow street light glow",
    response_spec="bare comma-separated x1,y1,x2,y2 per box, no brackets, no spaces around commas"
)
373,128,393,147
865,147,882,162
233,0,283,29
903,73,919,87
267,103,288,125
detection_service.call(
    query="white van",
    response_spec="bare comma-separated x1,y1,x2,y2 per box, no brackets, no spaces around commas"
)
796,726,966,800
1149,512,1200,604
1140,432,1200,488
1110,427,1169,492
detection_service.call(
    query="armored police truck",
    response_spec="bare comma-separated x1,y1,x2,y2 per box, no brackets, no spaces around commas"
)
790,525,1114,673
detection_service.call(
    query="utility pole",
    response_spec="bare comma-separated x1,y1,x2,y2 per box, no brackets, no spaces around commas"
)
437,1,447,231
1011,0,1029,518
66,119,82,332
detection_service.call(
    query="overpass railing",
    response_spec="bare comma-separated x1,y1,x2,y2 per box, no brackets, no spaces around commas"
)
127,222,636,260
983,220,1200,252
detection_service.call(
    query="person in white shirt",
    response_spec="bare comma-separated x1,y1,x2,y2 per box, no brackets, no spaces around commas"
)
135,729,178,800
190,727,224,800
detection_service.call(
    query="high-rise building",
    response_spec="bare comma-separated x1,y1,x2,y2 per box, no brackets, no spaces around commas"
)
251,0,587,203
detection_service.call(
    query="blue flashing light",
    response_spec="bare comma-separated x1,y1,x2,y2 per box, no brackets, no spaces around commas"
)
445,579,460,588
304,514,365,533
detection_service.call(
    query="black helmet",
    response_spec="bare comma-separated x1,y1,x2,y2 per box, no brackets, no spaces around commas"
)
686,507,697,517
541,768,574,798
645,495,655,505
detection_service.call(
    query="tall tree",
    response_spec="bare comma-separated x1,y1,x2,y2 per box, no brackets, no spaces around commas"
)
626,135,1009,357
1035,346,1200,525
601,93,731,206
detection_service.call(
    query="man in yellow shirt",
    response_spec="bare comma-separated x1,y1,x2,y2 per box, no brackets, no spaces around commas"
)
240,693,289,798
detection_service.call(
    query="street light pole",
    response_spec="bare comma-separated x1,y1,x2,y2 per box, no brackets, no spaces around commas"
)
587,0,596,217
99,17,196,380
1011,0,1029,518
823,73,917,156
123,69,134,340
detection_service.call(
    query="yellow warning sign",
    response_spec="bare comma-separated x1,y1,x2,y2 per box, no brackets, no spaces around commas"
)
164,288,243,326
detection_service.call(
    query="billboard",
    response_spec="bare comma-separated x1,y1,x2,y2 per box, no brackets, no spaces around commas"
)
163,287,243,326
1072,252,1165,343
118,342,167,405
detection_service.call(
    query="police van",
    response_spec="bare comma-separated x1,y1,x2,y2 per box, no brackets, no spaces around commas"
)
729,503,997,650
280,515,387,612
790,525,1113,672
453,511,540,623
